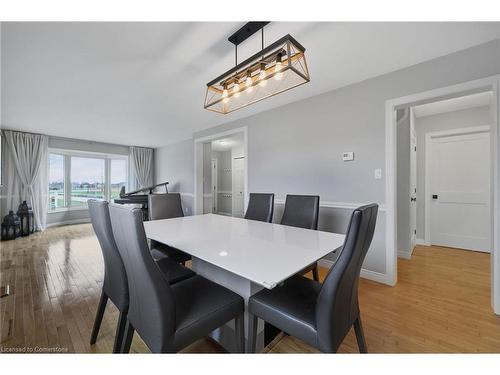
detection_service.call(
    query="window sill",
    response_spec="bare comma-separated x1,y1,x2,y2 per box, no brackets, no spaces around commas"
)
48,206,89,214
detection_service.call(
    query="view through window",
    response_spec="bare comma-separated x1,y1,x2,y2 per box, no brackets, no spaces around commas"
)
111,159,127,200
70,157,105,208
49,154,65,211
48,151,128,211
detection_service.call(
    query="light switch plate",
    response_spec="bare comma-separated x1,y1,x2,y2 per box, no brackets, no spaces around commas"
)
374,169,382,180
342,152,354,161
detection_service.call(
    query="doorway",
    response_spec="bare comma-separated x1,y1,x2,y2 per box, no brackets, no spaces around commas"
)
194,126,248,217
399,94,493,255
388,77,499,314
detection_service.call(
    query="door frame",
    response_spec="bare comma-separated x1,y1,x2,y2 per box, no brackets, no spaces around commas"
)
409,112,417,252
424,125,491,248
385,75,500,314
193,126,248,215
211,158,218,213
231,156,245,217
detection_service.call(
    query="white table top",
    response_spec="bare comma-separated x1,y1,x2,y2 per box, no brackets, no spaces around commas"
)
143,214,345,289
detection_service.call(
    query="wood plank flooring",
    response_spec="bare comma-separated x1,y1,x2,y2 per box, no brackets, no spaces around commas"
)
1,223,499,353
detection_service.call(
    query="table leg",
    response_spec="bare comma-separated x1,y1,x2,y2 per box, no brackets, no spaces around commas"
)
191,257,266,352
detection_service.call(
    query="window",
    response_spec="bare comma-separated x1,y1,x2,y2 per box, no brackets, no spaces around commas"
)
110,159,127,200
49,154,65,210
48,150,128,212
70,156,106,208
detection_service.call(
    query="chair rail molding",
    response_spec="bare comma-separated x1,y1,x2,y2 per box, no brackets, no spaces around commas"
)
274,199,386,211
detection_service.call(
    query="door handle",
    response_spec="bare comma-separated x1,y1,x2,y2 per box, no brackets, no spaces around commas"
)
432,194,438,200
411,197,416,202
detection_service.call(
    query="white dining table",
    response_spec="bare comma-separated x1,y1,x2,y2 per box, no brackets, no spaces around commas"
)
143,213,345,352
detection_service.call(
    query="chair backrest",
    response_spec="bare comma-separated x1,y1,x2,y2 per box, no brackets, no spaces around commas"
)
280,195,320,230
244,193,275,223
148,193,184,251
109,204,176,352
315,204,378,352
88,200,128,311
148,193,184,221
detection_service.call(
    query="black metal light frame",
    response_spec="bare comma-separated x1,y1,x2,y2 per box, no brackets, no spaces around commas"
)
204,22,310,114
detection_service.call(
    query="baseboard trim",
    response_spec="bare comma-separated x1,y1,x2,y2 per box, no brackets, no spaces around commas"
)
360,269,391,284
317,258,335,268
318,258,391,285
398,250,411,259
416,238,430,246
46,218,91,228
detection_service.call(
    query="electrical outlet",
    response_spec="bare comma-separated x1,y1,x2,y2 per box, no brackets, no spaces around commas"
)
374,169,382,180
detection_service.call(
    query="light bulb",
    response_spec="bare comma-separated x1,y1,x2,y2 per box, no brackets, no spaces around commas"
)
258,68,267,87
221,86,229,103
233,82,240,98
274,61,283,80
245,75,253,93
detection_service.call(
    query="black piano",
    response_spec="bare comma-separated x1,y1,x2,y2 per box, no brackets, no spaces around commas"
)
114,181,169,220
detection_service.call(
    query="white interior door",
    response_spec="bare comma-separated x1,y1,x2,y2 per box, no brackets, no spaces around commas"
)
429,130,491,252
410,128,417,250
232,157,245,217
211,159,218,214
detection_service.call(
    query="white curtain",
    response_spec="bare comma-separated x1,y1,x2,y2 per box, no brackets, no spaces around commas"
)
3,130,49,230
130,146,154,189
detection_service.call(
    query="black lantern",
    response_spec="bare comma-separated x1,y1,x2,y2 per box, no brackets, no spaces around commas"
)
1,211,21,241
17,201,35,236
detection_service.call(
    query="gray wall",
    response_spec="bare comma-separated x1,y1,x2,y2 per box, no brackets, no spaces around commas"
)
155,39,500,276
415,105,493,238
154,138,194,215
47,136,130,225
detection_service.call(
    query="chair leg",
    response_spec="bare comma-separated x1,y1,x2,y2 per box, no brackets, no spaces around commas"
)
120,319,135,353
90,290,108,345
112,310,128,353
312,264,320,282
234,313,245,353
247,313,258,353
353,316,367,353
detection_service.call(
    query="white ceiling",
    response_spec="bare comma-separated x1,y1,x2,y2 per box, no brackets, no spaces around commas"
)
211,133,244,152
413,91,493,118
2,22,500,148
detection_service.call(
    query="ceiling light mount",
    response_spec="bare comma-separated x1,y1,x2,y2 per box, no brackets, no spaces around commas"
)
204,22,310,115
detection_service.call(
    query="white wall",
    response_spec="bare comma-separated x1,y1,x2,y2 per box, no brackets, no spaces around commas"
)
155,39,500,279
414,105,493,238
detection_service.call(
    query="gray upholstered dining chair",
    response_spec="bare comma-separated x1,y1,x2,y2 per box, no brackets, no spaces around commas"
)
244,193,275,223
247,204,378,353
88,200,195,353
148,193,191,264
280,194,321,281
109,204,245,353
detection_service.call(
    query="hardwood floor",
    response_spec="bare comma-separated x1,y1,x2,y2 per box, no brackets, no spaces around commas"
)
1,223,499,353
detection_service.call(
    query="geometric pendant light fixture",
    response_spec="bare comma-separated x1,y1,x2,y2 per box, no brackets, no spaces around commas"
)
204,22,310,114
